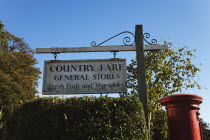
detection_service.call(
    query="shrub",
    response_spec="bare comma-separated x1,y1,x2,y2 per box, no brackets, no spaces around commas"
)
1,96,148,140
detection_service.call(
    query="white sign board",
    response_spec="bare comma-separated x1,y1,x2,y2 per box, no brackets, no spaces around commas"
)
42,59,127,95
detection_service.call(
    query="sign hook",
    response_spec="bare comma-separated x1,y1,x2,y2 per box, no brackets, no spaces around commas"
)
112,51,118,59
54,53,57,60
52,53,60,60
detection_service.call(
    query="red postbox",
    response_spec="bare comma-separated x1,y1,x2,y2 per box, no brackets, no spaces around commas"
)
160,93,203,140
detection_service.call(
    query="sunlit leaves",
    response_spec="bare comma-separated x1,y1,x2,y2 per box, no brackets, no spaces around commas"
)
0,22,41,122
127,41,201,139
128,44,200,101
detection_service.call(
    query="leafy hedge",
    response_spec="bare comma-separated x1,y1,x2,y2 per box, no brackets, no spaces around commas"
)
1,96,148,140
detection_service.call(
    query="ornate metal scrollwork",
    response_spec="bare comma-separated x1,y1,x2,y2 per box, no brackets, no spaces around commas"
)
91,31,135,47
143,33,157,45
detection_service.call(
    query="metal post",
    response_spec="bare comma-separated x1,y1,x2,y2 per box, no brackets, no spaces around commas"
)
135,25,150,135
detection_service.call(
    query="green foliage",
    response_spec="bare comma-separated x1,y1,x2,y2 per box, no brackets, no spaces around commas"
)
150,110,168,140
0,21,41,123
200,118,210,140
0,109,3,129
1,96,148,140
127,41,201,139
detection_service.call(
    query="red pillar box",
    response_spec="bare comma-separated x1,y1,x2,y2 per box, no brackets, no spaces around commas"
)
160,93,203,140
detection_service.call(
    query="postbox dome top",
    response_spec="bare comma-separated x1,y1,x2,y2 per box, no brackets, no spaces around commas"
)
159,93,203,106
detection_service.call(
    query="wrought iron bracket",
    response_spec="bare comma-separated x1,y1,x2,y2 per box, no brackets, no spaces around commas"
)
143,33,157,45
91,31,157,47
91,31,135,47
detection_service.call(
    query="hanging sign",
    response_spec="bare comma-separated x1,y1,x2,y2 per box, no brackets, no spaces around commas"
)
42,59,127,95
